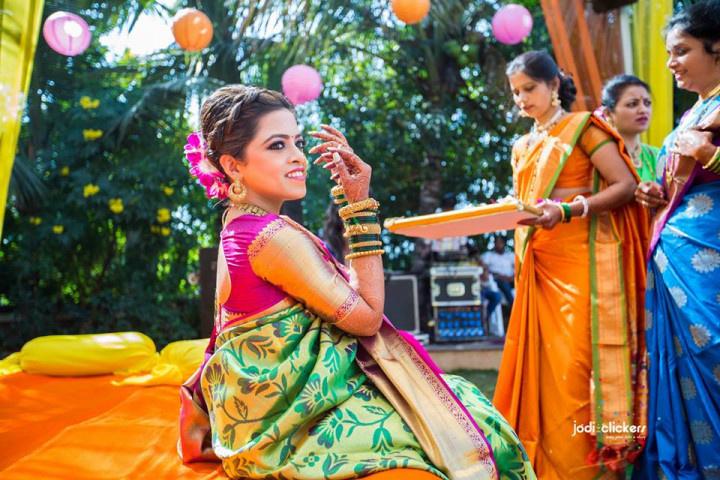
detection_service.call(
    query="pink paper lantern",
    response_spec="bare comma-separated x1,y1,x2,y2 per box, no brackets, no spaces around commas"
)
492,4,533,45
43,11,92,56
281,65,323,106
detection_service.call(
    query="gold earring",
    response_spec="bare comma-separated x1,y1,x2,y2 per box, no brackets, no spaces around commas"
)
227,180,247,205
551,90,561,108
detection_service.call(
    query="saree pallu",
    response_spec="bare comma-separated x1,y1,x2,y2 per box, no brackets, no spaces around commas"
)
494,112,649,479
634,181,720,479
181,304,532,479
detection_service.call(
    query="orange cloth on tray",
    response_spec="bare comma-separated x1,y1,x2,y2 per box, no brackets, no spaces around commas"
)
0,373,440,479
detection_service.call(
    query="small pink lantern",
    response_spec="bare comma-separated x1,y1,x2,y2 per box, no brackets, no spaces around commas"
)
281,65,323,106
492,4,533,45
43,11,92,56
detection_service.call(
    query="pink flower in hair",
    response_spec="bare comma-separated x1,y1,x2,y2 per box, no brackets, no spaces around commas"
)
184,132,229,200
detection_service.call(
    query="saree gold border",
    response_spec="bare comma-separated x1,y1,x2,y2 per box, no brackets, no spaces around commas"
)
360,325,499,479
220,297,298,331
588,118,647,452
247,218,286,259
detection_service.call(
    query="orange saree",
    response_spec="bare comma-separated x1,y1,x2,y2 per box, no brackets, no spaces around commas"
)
493,113,649,478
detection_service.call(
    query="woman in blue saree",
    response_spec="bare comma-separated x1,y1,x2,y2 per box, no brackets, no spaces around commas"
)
633,1,720,477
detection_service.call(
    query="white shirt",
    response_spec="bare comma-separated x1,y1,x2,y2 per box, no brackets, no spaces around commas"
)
482,250,514,278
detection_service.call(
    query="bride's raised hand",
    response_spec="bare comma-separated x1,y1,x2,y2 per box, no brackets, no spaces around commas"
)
309,124,354,155
320,146,371,203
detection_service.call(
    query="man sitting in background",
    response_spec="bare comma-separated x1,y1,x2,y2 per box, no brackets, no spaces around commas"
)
481,235,514,305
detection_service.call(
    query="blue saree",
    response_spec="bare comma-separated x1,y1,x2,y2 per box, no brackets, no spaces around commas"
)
635,93,720,479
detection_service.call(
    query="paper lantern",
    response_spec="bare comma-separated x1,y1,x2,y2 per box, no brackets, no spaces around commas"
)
281,65,323,105
391,0,431,25
42,11,91,56
492,4,533,45
172,8,213,52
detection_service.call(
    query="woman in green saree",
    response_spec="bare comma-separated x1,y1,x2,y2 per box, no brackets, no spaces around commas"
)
177,85,534,480
598,74,659,182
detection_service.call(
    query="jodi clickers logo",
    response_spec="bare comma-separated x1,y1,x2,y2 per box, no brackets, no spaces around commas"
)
572,420,647,438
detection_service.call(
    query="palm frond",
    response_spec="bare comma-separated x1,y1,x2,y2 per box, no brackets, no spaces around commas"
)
9,156,47,212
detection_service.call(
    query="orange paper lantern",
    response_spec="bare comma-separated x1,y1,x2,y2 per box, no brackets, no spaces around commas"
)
391,0,431,25
171,8,213,52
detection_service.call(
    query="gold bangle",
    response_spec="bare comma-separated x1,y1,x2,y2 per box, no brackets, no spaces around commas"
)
343,211,377,219
333,197,347,205
339,198,380,219
345,249,385,261
343,223,381,237
349,240,383,249
702,147,720,173
331,185,344,198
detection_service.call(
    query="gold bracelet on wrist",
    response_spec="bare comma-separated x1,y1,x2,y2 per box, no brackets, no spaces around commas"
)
345,249,385,261
339,198,380,220
702,147,720,173
343,223,382,237
349,240,383,250
343,210,377,219
331,185,345,198
333,197,347,205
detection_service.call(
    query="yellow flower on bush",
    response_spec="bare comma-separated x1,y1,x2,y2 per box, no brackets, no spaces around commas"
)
162,186,174,196
83,183,100,198
29,216,42,225
156,208,171,224
79,96,100,109
83,129,103,141
160,227,171,237
150,225,160,234
60,166,70,176
52,225,64,234
108,198,124,214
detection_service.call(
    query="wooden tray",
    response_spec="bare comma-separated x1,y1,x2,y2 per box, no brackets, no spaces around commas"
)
384,201,541,239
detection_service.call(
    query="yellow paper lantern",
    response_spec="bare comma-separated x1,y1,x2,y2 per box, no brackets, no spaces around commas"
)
171,8,213,52
391,0,431,25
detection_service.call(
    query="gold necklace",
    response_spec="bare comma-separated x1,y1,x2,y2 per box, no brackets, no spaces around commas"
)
628,142,642,169
525,108,566,154
701,81,720,100
234,203,267,216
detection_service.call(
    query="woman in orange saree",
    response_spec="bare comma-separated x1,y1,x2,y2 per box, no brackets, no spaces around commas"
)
493,51,650,479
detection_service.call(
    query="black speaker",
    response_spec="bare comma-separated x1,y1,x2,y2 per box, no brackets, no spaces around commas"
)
384,274,421,333
591,0,637,13
199,246,218,338
430,266,481,307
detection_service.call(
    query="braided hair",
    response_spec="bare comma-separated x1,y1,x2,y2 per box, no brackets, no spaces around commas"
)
199,85,295,180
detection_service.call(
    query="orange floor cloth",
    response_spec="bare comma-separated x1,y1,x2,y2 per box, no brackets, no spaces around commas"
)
0,373,440,479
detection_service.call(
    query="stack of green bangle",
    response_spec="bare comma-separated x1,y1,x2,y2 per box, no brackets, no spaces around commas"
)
330,194,384,260
703,147,720,175
560,202,572,223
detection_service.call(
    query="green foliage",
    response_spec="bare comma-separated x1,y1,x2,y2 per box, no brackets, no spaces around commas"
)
1,0,551,351
0,1,216,352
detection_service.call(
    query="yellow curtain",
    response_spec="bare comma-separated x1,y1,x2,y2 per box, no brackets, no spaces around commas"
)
0,0,44,239
633,0,673,148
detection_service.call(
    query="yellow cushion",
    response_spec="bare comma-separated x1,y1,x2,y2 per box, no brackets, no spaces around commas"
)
113,338,208,386
19,332,158,376
0,352,22,376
